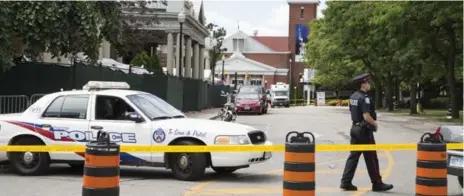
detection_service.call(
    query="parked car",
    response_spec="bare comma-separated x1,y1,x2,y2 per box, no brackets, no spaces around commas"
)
235,92,268,114
440,125,463,188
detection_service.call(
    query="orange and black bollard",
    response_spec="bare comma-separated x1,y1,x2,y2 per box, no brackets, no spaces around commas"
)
415,132,447,196
82,131,120,196
283,131,316,196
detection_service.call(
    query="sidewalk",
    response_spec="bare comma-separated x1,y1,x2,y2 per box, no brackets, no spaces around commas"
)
184,108,221,120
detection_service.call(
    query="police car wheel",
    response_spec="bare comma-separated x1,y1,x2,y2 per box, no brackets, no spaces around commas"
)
212,167,237,174
9,137,50,175
169,140,207,181
458,176,463,188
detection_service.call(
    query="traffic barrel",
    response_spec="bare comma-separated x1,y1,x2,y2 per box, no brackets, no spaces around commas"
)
82,131,120,196
415,132,447,196
283,131,316,196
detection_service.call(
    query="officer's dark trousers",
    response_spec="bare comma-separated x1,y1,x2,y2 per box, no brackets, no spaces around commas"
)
341,125,382,184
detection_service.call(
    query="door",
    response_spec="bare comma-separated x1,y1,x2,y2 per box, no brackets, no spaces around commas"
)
89,95,152,165
35,94,91,160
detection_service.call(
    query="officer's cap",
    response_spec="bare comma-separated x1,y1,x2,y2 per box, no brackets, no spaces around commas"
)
352,73,370,83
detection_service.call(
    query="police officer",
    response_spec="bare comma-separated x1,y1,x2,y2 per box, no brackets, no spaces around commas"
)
340,73,394,192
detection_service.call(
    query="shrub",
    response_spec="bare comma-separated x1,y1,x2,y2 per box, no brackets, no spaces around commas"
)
428,97,449,109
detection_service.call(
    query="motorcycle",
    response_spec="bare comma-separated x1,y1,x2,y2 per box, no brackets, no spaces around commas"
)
219,90,237,122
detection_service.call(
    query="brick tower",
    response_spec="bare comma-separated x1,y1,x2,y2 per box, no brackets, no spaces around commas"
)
287,0,318,87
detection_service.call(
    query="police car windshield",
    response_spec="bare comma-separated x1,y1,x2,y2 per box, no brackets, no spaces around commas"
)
127,93,185,120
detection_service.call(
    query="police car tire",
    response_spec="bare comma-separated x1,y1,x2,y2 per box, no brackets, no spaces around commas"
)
9,137,50,176
169,140,207,181
458,176,463,188
212,167,237,174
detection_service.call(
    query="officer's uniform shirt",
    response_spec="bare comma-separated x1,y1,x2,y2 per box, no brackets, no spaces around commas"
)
349,90,376,123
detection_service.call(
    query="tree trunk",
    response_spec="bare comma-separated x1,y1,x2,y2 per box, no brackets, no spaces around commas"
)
386,76,394,111
395,77,400,107
446,25,459,119
410,82,418,114
446,44,458,119
373,78,382,109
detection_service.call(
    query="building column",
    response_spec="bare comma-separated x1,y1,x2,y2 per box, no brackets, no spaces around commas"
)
102,39,111,59
192,42,200,79
204,51,210,70
185,37,192,78
199,46,205,81
175,33,180,76
166,33,174,75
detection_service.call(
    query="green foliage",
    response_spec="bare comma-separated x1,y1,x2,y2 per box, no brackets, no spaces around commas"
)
130,51,162,74
428,97,449,109
0,1,159,68
305,1,462,118
206,23,227,70
326,99,350,106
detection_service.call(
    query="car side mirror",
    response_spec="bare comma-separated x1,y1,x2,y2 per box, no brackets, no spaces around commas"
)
126,112,144,123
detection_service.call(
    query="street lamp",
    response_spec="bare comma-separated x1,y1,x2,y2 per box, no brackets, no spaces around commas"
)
221,55,226,81
288,58,293,85
178,11,186,77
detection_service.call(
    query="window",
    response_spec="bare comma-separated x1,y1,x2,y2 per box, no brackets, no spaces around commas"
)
95,96,136,120
300,7,304,19
42,95,89,119
126,93,184,120
232,38,245,52
42,96,65,118
232,79,244,86
250,79,262,86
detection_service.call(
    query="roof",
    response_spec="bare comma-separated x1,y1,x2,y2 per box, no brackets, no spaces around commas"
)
251,36,289,52
215,52,288,75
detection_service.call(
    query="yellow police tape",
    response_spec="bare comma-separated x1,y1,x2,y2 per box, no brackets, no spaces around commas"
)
0,143,462,153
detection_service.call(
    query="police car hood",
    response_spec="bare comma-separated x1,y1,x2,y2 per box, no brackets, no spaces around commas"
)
154,118,256,134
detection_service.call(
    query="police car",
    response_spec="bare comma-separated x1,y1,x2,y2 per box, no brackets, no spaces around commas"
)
0,81,272,181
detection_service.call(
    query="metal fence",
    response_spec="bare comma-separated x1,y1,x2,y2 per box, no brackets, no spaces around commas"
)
0,94,46,114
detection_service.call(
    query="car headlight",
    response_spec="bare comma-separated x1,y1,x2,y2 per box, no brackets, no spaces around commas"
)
215,135,250,145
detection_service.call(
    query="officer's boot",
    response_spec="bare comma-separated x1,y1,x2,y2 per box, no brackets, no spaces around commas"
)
340,183,358,191
372,182,393,192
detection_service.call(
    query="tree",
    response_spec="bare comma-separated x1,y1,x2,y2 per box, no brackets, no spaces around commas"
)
0,1,160,70
406,1,463,119
305,18,364,96
206,23,227,83
130,51,162,74
307,1,462,117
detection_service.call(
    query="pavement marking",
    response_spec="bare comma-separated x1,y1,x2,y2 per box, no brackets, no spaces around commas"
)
188,187,372,195
184,158,355,196
184,151,393,196
352,150,395,196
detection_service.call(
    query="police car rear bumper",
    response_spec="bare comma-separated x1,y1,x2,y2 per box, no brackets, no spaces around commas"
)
210,141,273,167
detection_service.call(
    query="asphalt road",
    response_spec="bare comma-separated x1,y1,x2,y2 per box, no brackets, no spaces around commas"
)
0,106,462,196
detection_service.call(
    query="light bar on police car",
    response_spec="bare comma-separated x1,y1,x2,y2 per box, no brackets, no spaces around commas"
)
83,81,131,90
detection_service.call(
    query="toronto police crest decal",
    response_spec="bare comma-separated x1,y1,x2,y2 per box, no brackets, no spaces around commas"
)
153,128,166,143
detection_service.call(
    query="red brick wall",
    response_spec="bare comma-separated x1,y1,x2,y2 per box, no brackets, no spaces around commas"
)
288,3,317,85
243,53,290,69
275,75,289,84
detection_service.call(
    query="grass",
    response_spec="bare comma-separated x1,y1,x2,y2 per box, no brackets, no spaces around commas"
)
378,108,463,125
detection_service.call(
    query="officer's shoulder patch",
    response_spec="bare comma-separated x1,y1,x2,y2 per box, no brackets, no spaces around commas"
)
365,97,370,104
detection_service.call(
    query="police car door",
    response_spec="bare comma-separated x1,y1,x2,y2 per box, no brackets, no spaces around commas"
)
89,94,152,165
36,94,91,160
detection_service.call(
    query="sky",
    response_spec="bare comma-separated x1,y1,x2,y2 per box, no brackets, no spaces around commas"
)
190,0,327,37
